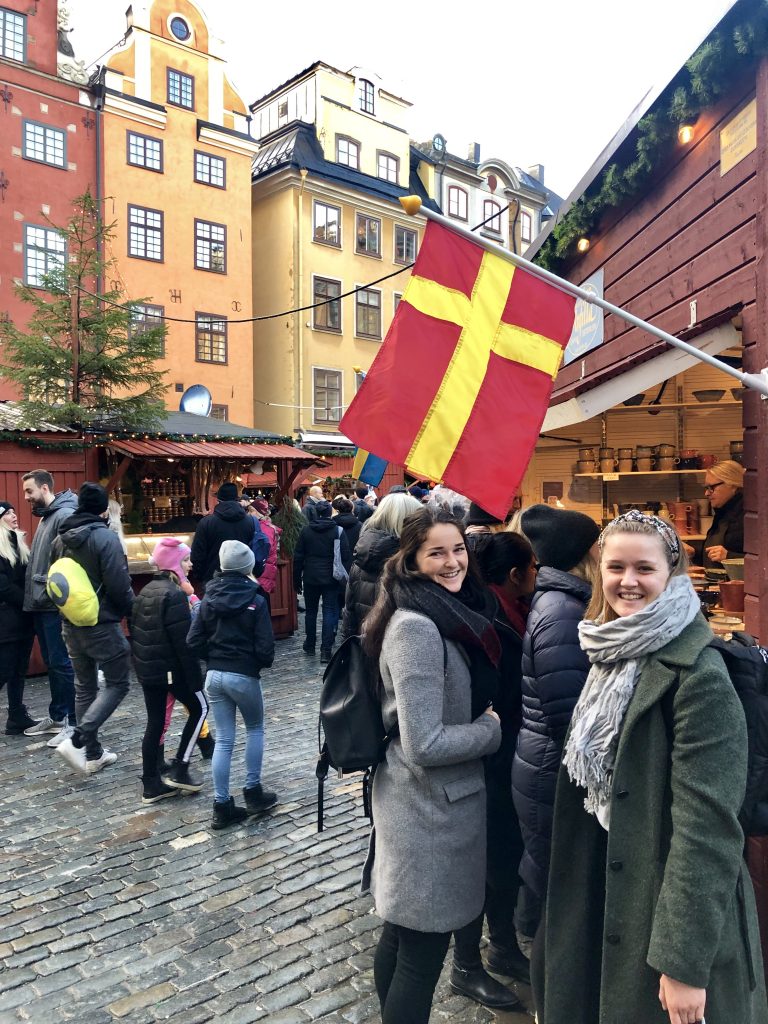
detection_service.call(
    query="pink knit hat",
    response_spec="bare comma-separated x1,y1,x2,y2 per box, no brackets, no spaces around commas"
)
150,537,192,583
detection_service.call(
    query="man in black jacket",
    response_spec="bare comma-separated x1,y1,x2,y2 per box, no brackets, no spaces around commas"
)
293,500,351,662
191,482,268,589
301,485,325,524
52,483,134,775
352,486,373,523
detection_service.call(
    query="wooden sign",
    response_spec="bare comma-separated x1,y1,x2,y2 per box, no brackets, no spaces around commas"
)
720,99,757,176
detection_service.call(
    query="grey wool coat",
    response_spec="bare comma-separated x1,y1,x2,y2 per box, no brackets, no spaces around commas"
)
361,609,501,933
541,614,768,1024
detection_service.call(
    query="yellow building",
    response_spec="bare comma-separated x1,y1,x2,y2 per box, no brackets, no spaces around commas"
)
98,0,258,424
249,63,437,441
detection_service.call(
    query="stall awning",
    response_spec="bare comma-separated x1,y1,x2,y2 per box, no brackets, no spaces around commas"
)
107,439,318,461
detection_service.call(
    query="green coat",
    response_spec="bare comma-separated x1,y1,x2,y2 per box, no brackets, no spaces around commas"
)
542,614,768,1024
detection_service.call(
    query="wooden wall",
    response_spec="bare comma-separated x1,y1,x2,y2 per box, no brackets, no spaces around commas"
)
0,442,94,538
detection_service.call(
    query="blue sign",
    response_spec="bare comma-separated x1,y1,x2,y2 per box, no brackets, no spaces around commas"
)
563,268,604,366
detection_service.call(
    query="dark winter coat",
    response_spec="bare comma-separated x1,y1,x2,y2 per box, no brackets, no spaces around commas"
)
703,491,744,567
334,511,362,555
187,572,274,678
353,497,373,523
52,513,134,623
302,497,321,523
191,501,262,586
511,566,591,933
339,527,399,640
23,489,78,612
541,614,768,1024
292,519,351,590
0,533,33,643
131,574,203,689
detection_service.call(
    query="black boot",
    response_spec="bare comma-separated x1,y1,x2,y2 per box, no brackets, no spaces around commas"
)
158,743,173,774
197,733,215,760
320,648,332,664
302,641,315,656
5,706,40,735
211,797,248,830
243,783,278,815
141,777,179,804
449,963,523,1011
162,760,203,793
486,942,531,984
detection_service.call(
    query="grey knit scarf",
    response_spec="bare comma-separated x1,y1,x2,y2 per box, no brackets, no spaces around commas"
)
563,575,701,827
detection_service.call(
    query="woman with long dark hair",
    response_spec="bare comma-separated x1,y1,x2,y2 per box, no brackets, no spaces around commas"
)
361,506,502,1024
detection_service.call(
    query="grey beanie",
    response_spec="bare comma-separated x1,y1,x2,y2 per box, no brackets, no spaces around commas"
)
219,539,255,575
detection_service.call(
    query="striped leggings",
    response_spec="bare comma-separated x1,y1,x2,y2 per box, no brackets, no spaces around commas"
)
141,677,208,782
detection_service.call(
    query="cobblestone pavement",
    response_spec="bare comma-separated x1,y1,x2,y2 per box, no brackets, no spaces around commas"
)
0,623,533,1023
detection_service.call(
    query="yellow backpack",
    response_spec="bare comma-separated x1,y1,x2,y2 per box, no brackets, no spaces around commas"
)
46,557,100,627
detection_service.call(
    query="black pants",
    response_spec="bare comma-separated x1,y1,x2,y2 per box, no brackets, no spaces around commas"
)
62,622,131,759
374,920,451,1024
141,676,209,782
0,635,34,717
303,583,339,651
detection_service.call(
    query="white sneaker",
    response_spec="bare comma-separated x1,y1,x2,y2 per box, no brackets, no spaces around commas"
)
47,724,75,748
85,749,117,774
24,716,65,736
55,736,88,774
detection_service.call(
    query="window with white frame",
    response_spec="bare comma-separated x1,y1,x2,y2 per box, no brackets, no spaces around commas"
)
394,292,402,314
313,368,342,424
127,131,162,172
394,225,417,264
23,121,65,168
447,186,468,221
520,210,533,243
483,200,502,234
358,79,375,115
313,277,342,332
313,201,341,247
211,403,229,421
356,213,381,257
356,288,381,339
167,68,194,109
128,205,163,261
377,151,398,183
194,151,225,188
336,136,360,170
195,219,226,273
0,7,25,62
195,313,227,364
24,225,65,287
129,303,165,356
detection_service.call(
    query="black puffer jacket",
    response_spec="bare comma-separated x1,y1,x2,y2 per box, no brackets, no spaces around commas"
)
511,567,591,931
339,527,399,640
131,574,203,688
53,513,134,623
703,491,744,567
191,501,257,586
353,497,373,523
334,512,362,555
0,533,33,643
293,519,351,589
187,572,274,677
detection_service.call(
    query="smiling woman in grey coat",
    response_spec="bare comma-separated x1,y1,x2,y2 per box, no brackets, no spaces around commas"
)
361,506,502,1024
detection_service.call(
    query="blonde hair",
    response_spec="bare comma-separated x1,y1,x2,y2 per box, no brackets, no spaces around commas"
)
107,499,127,554
709,459,745,489
362,492,422,537
0,519,30,568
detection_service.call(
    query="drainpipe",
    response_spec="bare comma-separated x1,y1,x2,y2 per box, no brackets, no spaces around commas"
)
296,168,308,434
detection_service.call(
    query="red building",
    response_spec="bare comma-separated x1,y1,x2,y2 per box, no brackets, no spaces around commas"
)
0,0,97,399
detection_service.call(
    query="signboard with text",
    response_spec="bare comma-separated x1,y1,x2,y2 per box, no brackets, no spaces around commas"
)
720,99,757,176
563,268,604,366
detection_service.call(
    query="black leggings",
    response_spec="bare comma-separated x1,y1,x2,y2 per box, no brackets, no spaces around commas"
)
141,676,208,781
374,920,451,1024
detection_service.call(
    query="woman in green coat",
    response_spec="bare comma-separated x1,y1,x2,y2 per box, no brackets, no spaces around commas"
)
540,509,767,1024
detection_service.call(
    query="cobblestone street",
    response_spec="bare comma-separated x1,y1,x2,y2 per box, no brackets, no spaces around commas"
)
0,624,533,1024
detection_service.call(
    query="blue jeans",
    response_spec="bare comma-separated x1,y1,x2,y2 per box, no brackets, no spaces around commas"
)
205,670,265,803
33,611,76,724
303,583,339,651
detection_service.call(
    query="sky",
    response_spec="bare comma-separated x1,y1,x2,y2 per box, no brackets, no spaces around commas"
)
66,0,736,199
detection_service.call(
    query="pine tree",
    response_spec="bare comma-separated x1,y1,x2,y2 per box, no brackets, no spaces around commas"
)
0,190,168,431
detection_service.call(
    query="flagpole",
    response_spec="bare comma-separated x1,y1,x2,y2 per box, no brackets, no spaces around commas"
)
400,196,768,399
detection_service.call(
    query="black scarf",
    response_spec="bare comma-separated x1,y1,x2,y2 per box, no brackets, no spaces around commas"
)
391,577,501,718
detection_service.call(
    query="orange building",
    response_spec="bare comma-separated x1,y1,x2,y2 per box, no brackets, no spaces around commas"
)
97,0,258,424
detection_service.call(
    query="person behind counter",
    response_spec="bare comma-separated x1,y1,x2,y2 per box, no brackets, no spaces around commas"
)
683,459,745,568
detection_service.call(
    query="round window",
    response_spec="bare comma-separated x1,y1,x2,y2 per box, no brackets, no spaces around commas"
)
170,16,190,41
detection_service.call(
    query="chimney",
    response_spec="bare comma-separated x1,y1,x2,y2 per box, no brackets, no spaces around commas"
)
527,163,545,183
468,142,480,163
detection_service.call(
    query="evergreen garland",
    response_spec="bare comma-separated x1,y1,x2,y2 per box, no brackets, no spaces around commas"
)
272,494,305,559
537,0,768,272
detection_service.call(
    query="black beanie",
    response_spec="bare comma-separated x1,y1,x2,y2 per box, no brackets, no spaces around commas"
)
217,482,238,502
77,482,108,516
521,504,600,571
315,500,332,519
466,502,502,527
0,500,14,519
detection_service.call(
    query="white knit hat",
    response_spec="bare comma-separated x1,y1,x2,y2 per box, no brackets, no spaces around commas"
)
219,539,255,575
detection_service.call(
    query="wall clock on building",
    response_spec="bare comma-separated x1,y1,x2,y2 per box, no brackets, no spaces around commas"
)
170,16,191,41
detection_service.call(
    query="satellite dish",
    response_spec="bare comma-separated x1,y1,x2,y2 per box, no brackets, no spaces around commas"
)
179,384,213,417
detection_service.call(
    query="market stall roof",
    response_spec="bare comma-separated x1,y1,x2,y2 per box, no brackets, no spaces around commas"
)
0,402,77,433
155,411,290,440
107,439,319,461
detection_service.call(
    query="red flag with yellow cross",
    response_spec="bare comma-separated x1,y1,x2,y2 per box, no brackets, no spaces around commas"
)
340,219,576,519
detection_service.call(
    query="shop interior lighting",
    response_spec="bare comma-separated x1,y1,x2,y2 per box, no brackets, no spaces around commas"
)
577,237,590,253
678,124,695,144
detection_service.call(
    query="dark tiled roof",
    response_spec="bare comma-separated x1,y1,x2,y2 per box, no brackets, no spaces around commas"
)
158,411,287,440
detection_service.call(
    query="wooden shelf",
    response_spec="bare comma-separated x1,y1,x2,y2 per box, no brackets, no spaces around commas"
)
574,469,706,478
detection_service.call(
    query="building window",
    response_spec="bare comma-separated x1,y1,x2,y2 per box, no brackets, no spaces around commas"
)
169,16,191,41
313,276,342,333
394,225,417,264
129,303,165,356
394,292,402,314
483,200,502,234
210,403,229,421
24,225,65,287
0,7,25,62
128,205,163,261
313,368,342,424
277,99,288,126
520,210,533,243
194,150,226,188
447,186,468,221
313,201,341,247
195,313,227,364
359,79,375,115
22,121,65,168
336,136,360,170
167,68,194,109
195,219,226,274
356,214,381,257
127,131,163,172
377,151,398,183
356,287,381,339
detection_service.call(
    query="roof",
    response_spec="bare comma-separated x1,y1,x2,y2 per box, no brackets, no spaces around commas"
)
150,411,289,441
251,122,440,211
0,402,78,434
249,61,338,111
107,439,319,462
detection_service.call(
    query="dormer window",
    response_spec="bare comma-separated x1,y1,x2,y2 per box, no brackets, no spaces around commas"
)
359,79,375,115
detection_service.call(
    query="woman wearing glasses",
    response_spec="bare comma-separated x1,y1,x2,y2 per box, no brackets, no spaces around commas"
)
700,460,744,568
